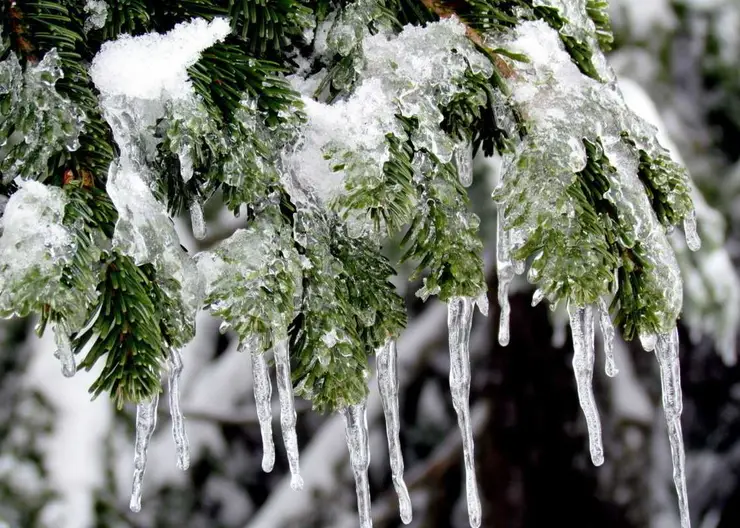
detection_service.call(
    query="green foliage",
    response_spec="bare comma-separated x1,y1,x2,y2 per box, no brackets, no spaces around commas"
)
290,210,406,413
586,0,613,51
74,253,169,408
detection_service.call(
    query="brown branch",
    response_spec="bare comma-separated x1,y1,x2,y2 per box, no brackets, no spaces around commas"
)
418,0,514,78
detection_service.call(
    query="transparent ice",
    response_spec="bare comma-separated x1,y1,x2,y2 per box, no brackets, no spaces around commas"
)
496,210,514,347
273,338,303,490
447,297,482,527
249,343,275,473
190,200,207,241
377,340,412,524
168,348,190,471
53,323,76,378
130,394,159,512
569,305,604,466
342,400,372,528
597,298,618,377
655,329,691,528
683,209,701,252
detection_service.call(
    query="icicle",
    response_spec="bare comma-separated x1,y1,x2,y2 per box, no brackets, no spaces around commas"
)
342,400,373,528
568,305,604,466
597,299,618,377
189,200,207,240
447,297,482,527
474,291,489,317
168,349,190,470
249,344,275,473
377,340,412,524
655,328,691,528
531,288,545,307
683,209,701,252
273,338,303,490
52,322,76,378
129,394,159,512
496,210,515,347
455,140,474,187
219,320,229,335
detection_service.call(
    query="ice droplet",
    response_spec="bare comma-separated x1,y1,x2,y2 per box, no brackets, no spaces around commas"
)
531,289,545,307
273,339,303,490
53,323,76,378
655,328,691,528
168,348,190,470
497,210,515,347
639,332,657,352
342,400,373,528
683,209,701,252
190,200,207,240
247,343,275,473
597,298,618,377
377,340,412,524
130,394,159,512
447,297,482,527
569,305,604,466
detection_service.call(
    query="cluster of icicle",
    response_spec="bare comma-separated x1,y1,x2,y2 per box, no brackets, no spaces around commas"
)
115,334,415,524
494,213,700,528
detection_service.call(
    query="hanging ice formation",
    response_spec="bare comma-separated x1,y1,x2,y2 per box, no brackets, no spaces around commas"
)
273,338,303,490
447,297,482,528
342,400,373,528
53,322,76,378
130,395,159,512
248,342,276,473
496,210,515,347
377,340,413,524
190,200,207,241
656,329,691,528
597,298,618,377
568,305,604,466
168,348,190,470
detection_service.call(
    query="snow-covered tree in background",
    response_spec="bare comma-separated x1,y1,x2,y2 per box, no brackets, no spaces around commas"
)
1,0,737,527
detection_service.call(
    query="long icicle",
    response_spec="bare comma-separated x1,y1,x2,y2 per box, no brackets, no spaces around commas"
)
342,400,372,528
568,305,604,466
448,297,482,527
247,341,275,473
596,298,618,377
273,338,303,490
53,322,76,378
168,348,190,470
130,393,159,512
377,339,412,524
496,209,515,346
655,328,691,528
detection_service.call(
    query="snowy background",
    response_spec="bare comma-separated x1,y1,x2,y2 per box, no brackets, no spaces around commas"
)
4,0,740,527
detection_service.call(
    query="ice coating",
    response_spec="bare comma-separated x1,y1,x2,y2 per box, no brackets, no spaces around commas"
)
168,348,190,471
0,180,75,315
569,305,604,466
342,400,372,528
639,332,657,352
455,140,474,187
129,394,159,512
683,209,701,251
53,323,76,378
190,201,207,241
376,340,412,524
597,298,618,377
496,210,514,347
83,0,108,33
492,21,685,333
447,297,482,527
249,343,275,473
284,18,491,208
655,329,691,528
273,338,303,490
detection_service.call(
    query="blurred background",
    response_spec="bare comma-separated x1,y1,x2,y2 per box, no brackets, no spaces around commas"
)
3,0,740,526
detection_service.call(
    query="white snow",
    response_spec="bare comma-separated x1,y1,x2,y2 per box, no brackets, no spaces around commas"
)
90,18,230,100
